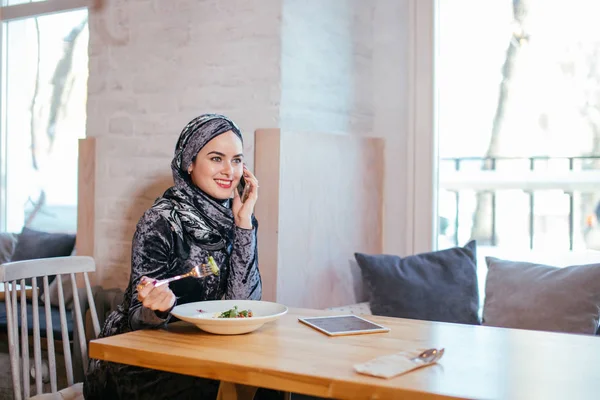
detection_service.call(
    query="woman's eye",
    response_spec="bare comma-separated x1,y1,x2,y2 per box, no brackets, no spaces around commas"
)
232,158,242,164
211,157,222,162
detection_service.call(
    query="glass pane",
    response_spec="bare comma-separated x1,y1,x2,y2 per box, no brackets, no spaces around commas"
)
3,8,88,233
437,0,600,255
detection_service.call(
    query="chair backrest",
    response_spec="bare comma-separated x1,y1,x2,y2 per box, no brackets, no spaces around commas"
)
0,256,100,400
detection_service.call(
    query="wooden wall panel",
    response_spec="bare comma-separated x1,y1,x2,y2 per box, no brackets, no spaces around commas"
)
76,137,96,284
254,129,281,302
255,129,384,309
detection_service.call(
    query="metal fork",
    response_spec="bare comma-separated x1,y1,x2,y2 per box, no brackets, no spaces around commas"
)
154,264,214,287
410,348,445,364
137,258,219,291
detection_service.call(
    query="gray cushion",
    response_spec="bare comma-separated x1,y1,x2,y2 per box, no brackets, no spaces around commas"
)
11,227,76,262
348,258,368,303
11,227,76,294
354,240,480,325
483,257,600,335
0,232,18,264
0,300,74,339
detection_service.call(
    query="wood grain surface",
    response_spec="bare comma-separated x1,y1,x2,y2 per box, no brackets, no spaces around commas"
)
89,307,600,400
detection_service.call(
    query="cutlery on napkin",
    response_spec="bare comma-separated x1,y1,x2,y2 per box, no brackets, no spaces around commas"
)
354,348,444,379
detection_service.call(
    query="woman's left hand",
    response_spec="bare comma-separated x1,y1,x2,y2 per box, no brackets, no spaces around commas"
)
233,165,259,229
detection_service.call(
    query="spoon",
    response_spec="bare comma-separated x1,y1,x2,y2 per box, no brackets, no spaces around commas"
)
410,348,445,364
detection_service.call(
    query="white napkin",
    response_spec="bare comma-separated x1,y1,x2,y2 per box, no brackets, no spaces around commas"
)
354,349,437,379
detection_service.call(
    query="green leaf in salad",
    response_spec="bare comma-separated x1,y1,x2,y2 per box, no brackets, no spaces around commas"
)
217,305,253,318
208,256,220,276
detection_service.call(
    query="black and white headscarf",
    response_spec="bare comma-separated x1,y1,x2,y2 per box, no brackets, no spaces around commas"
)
152,114,245,251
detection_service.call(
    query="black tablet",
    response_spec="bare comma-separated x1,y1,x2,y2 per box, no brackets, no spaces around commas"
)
298,315,391,336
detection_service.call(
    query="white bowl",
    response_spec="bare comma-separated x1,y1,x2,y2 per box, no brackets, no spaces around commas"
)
171,299,288,335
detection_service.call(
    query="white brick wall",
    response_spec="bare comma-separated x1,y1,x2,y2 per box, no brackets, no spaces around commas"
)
88,0,411,289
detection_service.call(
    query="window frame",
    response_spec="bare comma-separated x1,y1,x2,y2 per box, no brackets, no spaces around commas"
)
1,0,90,21
406,0,437,254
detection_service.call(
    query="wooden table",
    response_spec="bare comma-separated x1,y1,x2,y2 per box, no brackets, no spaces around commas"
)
89,308,600,400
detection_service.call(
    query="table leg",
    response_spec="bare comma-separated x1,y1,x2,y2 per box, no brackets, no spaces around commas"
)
217,381,259,400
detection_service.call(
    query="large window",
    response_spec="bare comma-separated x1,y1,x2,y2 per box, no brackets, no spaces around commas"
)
1,3,88,233
437,0,600,255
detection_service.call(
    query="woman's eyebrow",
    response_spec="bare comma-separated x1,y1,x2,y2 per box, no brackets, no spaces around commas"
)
207,151,244,158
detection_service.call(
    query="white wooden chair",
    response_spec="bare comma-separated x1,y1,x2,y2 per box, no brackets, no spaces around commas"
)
0,256,100,400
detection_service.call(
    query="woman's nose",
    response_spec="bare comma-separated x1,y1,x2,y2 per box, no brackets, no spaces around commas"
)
221,163,233,176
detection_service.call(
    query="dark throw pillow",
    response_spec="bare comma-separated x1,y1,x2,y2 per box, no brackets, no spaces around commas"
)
354,240,480,325
11,227,76,292
11,227,76,262
0,232,18,264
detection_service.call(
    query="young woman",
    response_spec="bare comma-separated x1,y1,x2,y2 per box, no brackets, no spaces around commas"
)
84,114,266,399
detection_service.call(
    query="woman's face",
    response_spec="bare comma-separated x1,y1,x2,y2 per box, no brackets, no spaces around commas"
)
188,130,244,200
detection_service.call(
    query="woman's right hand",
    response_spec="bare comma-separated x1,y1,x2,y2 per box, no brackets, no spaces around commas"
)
136,276,176,312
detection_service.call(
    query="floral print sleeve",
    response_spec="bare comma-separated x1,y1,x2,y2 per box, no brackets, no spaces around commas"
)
225,226,262,300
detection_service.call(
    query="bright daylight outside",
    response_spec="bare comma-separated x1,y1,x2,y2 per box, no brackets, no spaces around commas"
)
2,7,88,233
437,0,600,257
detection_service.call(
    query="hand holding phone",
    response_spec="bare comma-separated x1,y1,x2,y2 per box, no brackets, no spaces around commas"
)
237,176,249,203
233,165,259,229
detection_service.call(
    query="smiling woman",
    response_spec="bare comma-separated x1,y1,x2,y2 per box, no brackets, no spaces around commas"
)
83,114,271,400
189,132,244,194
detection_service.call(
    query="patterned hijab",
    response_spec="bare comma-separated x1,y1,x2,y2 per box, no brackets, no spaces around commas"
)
153,114,244,251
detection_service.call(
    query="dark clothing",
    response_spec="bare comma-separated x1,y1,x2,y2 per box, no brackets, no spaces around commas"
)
83,205,261,399
83,114,262,399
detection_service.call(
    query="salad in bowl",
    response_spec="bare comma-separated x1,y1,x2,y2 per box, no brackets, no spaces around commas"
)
171,299,288,335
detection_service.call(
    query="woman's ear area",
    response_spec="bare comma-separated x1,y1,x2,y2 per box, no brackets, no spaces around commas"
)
187,155,197,175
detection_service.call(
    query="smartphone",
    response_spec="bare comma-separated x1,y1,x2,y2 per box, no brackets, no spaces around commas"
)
237,175,247,202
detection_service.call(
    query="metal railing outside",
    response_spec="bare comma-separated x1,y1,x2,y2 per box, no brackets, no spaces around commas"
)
438,156,600,250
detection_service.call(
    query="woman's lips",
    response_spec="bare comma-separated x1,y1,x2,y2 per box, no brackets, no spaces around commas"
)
215,179,232,189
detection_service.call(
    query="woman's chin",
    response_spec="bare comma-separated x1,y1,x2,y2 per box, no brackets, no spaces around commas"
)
195,181,235,200
210,187,234,200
